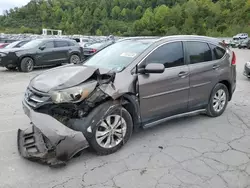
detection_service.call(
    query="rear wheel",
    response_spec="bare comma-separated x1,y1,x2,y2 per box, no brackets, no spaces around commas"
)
69,54,80,64
206,83,229,117
18,57,34,72
89,105,133,155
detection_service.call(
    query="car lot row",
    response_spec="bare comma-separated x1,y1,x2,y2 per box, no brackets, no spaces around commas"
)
0,36,115,72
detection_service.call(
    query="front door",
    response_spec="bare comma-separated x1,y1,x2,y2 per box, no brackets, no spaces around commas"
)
37,41,55,65
138,41,190,124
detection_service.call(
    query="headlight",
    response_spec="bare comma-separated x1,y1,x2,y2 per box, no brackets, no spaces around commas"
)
50,81,97,103
246,62,250,68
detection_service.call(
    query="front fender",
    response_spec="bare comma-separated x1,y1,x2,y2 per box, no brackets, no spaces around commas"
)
67,100,121,139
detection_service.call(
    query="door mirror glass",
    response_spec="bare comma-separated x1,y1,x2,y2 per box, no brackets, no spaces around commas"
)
39,45,46,50
138,63,165,74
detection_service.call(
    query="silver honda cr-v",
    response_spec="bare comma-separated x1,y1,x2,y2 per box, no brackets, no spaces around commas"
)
18,35,237,166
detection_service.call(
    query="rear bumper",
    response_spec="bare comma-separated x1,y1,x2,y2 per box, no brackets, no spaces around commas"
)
18,101,89,166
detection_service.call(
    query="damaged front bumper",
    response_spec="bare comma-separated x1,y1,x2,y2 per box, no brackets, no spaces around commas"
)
17,101,89,166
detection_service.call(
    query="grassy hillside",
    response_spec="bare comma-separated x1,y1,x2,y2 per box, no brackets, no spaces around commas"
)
0,0,249,36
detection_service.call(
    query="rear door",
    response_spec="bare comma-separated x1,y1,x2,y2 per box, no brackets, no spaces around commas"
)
138,41,190,124
184,41,220,111
54,40,70,63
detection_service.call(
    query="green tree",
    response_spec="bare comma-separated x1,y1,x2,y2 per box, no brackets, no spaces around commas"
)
111,6,121,19
0,0,249,36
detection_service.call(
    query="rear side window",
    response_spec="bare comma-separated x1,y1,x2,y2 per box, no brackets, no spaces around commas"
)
55,41,68,48
186,42,212,64
144,42,184,68
209,44,226,60
68,41,77,46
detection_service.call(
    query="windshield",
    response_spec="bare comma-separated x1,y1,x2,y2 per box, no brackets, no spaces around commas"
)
84,39,154,71
4,41,20,49
21,39,43,48
5,40,29,49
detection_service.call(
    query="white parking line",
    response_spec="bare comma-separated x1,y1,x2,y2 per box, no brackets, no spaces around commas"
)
0,129,18,134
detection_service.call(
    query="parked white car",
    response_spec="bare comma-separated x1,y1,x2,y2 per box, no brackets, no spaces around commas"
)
233,33,248,40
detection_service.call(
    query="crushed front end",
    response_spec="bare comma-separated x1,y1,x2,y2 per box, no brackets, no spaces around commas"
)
17,65,137,166
18,87,90,166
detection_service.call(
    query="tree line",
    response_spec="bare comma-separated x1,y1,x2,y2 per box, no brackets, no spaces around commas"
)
0,0,249,37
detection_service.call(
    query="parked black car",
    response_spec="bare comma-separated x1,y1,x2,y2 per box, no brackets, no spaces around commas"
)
83,40,115,59
0,38,83,72
244,61,250,78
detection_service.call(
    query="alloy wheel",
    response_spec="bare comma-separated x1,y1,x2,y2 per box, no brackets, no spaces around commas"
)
95,115,127,149
71,55,80,64
27,59,34,71
213,89,226,112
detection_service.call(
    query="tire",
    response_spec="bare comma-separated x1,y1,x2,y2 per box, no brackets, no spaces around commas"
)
206,83,229,117
18,57,34,72
69,54,80,64
89,105,133,155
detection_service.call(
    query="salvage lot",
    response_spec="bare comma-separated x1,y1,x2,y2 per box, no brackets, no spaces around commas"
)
0,49,250,188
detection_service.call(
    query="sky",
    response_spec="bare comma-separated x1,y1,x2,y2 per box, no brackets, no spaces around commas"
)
0,0,30,15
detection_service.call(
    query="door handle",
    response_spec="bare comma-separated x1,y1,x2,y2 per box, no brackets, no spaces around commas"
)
178,71,189,78
213,65,220,70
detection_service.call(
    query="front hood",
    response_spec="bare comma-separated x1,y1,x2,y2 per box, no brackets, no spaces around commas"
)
0,48,25,53
30,64,111,93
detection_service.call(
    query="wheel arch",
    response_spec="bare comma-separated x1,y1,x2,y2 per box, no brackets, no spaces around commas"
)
18,56,36,66
119,93,142,131
218,80,232,101
69,52,81,60
68,93,141,139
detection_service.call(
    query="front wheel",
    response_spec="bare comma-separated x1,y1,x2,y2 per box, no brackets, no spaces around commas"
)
18,57,34,72
89,106,133,155
206,83,229,117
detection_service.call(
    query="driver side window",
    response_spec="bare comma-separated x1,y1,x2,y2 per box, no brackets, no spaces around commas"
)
44,41,54,49
143,42,184,68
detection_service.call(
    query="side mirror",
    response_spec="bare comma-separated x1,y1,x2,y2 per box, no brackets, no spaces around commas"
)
39,45,46,50
138,63,165,74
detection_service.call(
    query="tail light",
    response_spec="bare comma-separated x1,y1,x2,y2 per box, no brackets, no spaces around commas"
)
232,51,236,65
90,49,97,53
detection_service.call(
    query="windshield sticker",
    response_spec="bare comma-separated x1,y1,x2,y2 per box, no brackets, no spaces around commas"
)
120,52,137,58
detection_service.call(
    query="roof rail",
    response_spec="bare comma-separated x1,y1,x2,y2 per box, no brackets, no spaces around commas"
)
156,35,221,42
117,36,159,42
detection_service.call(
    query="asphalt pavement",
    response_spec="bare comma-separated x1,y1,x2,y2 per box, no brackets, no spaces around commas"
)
0,49,250,188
